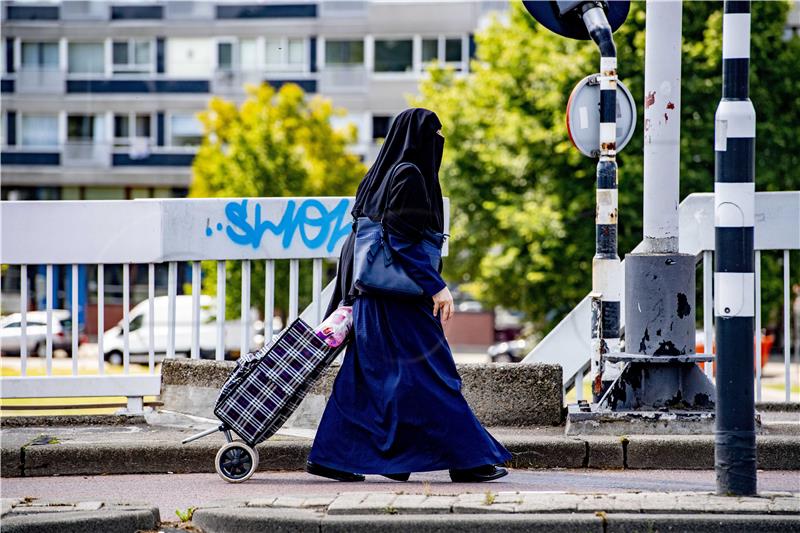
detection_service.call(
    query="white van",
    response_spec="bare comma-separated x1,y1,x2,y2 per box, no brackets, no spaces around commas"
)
102,295,274,365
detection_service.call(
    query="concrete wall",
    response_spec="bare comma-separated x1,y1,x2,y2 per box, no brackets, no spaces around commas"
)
160,358,564,428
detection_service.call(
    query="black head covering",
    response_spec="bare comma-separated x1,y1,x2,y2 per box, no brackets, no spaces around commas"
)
352,108,445,234
324,108,445,318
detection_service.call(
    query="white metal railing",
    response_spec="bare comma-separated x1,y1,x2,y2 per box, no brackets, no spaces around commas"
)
523,191,799,404
0,197,450,412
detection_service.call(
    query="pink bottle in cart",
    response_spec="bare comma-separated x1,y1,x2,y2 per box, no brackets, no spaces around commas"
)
314,306,353,347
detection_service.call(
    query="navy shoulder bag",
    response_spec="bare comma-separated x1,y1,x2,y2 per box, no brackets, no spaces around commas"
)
353,163,444,297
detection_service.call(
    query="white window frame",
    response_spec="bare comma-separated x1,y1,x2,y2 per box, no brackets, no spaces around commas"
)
321,37,366,69
166,112,204,150
263,36,308,74
18,40,61,71
112,112,155,148
111,38,155,75
66,40,107,78
18,112,61,149
418,35,467,73
371,35,417,79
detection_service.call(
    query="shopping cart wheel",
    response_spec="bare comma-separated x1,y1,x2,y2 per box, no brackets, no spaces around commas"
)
215,440,259,483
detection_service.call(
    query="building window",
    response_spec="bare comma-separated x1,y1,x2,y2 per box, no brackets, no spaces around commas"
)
420,36,465,71
112,39,153,74
325,39,364,66
21,42,59,70
113,113,151,147
169,113,203,147
445,38,463,63
372,115,393,140
374,39,412,73
67,115,96,142
265,37,305,72
68,42,105,74
421,39,438,64
20,114,59,147
217,41,235,71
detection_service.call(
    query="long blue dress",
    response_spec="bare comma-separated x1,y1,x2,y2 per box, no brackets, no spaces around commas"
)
308,231,512,474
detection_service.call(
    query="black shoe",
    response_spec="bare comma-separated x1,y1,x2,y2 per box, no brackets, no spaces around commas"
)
306,461,365,482
381,473,411,482
449,464,508,483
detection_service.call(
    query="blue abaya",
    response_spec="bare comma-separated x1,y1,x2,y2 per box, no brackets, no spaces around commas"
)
308,232,512,474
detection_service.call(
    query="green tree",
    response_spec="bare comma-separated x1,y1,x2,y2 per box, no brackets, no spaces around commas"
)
417,1,799,332
190,83,366,320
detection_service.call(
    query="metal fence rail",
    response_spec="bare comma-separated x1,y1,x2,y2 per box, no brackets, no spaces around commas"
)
524,191,799,404
0,197,450,412
0,198,350,412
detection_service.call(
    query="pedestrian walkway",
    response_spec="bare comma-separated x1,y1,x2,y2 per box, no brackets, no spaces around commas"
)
3,491,797,533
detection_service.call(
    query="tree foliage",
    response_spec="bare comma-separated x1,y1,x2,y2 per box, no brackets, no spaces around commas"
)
190,83,366,319
417,1,799,331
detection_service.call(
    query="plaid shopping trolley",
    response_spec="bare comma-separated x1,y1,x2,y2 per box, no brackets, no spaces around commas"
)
181,318,343,483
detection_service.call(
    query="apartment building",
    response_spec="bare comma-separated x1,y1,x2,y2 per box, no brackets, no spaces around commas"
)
0,0,504,202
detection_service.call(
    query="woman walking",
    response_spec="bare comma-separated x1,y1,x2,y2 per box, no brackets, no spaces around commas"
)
307,108,511,483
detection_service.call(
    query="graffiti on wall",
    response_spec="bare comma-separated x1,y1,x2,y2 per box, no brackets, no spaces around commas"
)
204,198,353,253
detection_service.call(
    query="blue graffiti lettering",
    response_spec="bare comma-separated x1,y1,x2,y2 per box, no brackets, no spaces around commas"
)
214,198,352,253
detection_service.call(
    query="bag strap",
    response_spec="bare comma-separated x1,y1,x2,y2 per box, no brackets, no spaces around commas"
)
378,162,417,223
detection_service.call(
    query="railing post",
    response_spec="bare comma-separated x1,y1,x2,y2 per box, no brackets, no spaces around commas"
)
125,396,144,415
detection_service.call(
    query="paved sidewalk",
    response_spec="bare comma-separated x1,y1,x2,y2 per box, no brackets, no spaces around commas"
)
190,490,800,532
2,412,799,477
3,491,796,533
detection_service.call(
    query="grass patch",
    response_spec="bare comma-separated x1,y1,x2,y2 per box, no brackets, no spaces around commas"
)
175,507,196,522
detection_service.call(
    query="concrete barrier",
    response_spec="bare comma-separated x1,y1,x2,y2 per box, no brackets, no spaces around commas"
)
160,359,564,428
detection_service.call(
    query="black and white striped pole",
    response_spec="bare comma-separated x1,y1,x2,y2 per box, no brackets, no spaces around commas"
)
582,5,623,402
522,1,631,403
714,0,757,496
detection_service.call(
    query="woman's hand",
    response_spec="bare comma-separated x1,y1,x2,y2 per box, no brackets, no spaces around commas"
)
432,286,454,324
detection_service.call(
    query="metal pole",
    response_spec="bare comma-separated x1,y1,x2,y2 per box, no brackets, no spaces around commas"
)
583,5,621,402
643,0,681,254
714,0,757,496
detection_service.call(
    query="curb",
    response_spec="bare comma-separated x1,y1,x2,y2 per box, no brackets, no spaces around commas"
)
0,415,147,429
189,490,800,533
2,432,799,478
192,510,800,533
0,499,160,533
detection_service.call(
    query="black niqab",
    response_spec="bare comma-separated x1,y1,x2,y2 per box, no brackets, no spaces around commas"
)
324,108,446,317
352,108,445,235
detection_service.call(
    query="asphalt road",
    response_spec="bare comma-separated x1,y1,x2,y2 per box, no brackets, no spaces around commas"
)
3,469,798,518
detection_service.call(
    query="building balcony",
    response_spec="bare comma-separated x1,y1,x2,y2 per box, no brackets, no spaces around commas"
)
164,1,214,20
62,142,111,168
60,0,109,21
16,68,65,95
1,144,196,169
211,70,318,95
319,1,367,18
319,66,368,93
211,70,268,94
